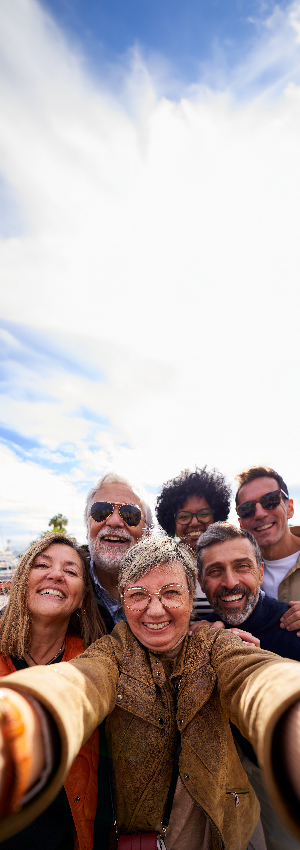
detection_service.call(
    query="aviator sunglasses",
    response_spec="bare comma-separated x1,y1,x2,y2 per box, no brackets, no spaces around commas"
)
90,501,142,527
236,488,288,520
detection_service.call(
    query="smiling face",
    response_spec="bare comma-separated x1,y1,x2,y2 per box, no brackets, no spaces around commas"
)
237,476,293,555
174,494,214,551
87,482,146,576
27,542,84,623
123,562,193,657
200,538,264,625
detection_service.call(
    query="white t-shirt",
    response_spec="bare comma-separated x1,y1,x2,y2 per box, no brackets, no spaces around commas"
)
262,551,300,599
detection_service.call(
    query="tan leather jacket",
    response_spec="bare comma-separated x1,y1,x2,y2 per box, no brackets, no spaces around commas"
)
2,624,300,848
278,527,300,603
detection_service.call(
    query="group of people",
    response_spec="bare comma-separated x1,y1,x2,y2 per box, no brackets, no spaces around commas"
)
0,464,300,850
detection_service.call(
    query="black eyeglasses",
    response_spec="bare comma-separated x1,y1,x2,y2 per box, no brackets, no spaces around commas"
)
236,489,288,520
175,509,214,525
90,501,142,527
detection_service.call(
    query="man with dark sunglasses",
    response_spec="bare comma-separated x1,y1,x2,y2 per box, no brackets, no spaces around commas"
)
84,472,153,632
235,466,300,635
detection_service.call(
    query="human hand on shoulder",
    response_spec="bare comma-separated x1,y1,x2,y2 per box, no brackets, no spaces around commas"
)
228,628,260,648
189,620,225,636
280,601,300,637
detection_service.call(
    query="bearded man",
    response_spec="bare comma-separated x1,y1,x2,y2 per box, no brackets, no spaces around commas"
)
196,522,300,850
84,472,153,632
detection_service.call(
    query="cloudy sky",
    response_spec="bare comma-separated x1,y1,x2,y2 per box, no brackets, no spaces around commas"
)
1,0,300,551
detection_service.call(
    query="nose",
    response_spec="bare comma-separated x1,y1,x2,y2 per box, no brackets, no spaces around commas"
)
145,594,165,616
189,514,201,527
221,568,237,589
253,501,268,519
46,565,64,581
106,507,124,527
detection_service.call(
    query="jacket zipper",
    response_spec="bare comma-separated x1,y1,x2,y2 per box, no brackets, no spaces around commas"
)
227,789,250,807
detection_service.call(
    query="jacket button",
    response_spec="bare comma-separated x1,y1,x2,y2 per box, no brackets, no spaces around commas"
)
184,774,189,781
179,719,183,725
159,718,164,725
210,675,214,683
75,796,80,802
156,671,161,676
117,693,122,701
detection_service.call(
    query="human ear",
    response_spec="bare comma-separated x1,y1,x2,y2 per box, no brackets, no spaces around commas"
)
259,561,264,586
287,499,294,520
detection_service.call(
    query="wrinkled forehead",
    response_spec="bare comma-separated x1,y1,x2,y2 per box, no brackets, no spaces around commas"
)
125,560,188,589
92,482,143,512
237,476,278,505
202,538,258,573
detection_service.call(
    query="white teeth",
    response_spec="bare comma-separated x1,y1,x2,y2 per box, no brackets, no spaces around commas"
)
39,589,65,598
103,537,126,542
220,594,244,602
143,622,170,630
257,523,273,531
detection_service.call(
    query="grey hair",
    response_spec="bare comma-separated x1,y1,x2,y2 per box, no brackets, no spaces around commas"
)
118,535,197,598
196,522,262,579
84,471,153,530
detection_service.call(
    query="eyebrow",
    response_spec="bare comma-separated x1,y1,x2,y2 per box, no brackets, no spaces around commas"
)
205,558,253,568
34,555,81,569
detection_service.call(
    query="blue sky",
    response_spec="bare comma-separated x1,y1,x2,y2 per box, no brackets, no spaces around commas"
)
1,0,300,550
41,1,290,83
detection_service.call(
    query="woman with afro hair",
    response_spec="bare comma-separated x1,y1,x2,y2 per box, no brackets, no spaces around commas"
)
156,466,232,618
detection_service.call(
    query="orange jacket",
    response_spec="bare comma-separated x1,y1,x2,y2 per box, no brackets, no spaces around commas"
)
0,635,99,850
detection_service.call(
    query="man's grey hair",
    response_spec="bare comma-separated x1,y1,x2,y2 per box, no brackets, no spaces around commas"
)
196,522,262,579
118,535,197,598
84,471,153,530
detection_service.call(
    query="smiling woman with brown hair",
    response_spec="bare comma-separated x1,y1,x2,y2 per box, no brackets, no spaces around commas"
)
0,532,106,850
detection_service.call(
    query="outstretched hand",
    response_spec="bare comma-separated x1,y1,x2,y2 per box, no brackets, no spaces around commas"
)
280,602,300,636
0,689,44,816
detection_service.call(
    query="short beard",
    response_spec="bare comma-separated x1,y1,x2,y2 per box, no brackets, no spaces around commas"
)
88,526,135,575
211,585,260,626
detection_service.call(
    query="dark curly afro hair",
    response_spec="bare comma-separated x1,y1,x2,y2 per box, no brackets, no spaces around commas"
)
155,467,232,536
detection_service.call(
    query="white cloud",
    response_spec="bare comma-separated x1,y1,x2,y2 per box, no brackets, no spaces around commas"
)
1,0,300,542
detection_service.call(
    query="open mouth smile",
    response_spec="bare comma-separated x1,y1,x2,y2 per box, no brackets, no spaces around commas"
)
254,523,274,532
142,621,171,630
219,592,246,604
38,589,65,598
100,535,130,544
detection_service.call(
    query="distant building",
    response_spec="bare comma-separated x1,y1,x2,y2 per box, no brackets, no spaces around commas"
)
0,549,17,595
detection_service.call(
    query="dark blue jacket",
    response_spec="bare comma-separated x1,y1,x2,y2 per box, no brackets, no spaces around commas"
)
205,592,300,763
206,592,300,660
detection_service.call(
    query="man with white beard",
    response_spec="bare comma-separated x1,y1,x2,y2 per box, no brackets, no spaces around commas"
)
84,472,153,632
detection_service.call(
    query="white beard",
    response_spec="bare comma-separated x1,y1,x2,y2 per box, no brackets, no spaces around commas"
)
88,526,135,574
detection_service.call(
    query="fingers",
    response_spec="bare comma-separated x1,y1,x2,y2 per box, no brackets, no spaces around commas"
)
188,620,210,635
209,621,225,630
229,628,260,648
188,620,225,636
280,602,300,632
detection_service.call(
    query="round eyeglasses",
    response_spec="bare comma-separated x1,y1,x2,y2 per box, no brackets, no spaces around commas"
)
175,509,214,525
122,583,188,612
